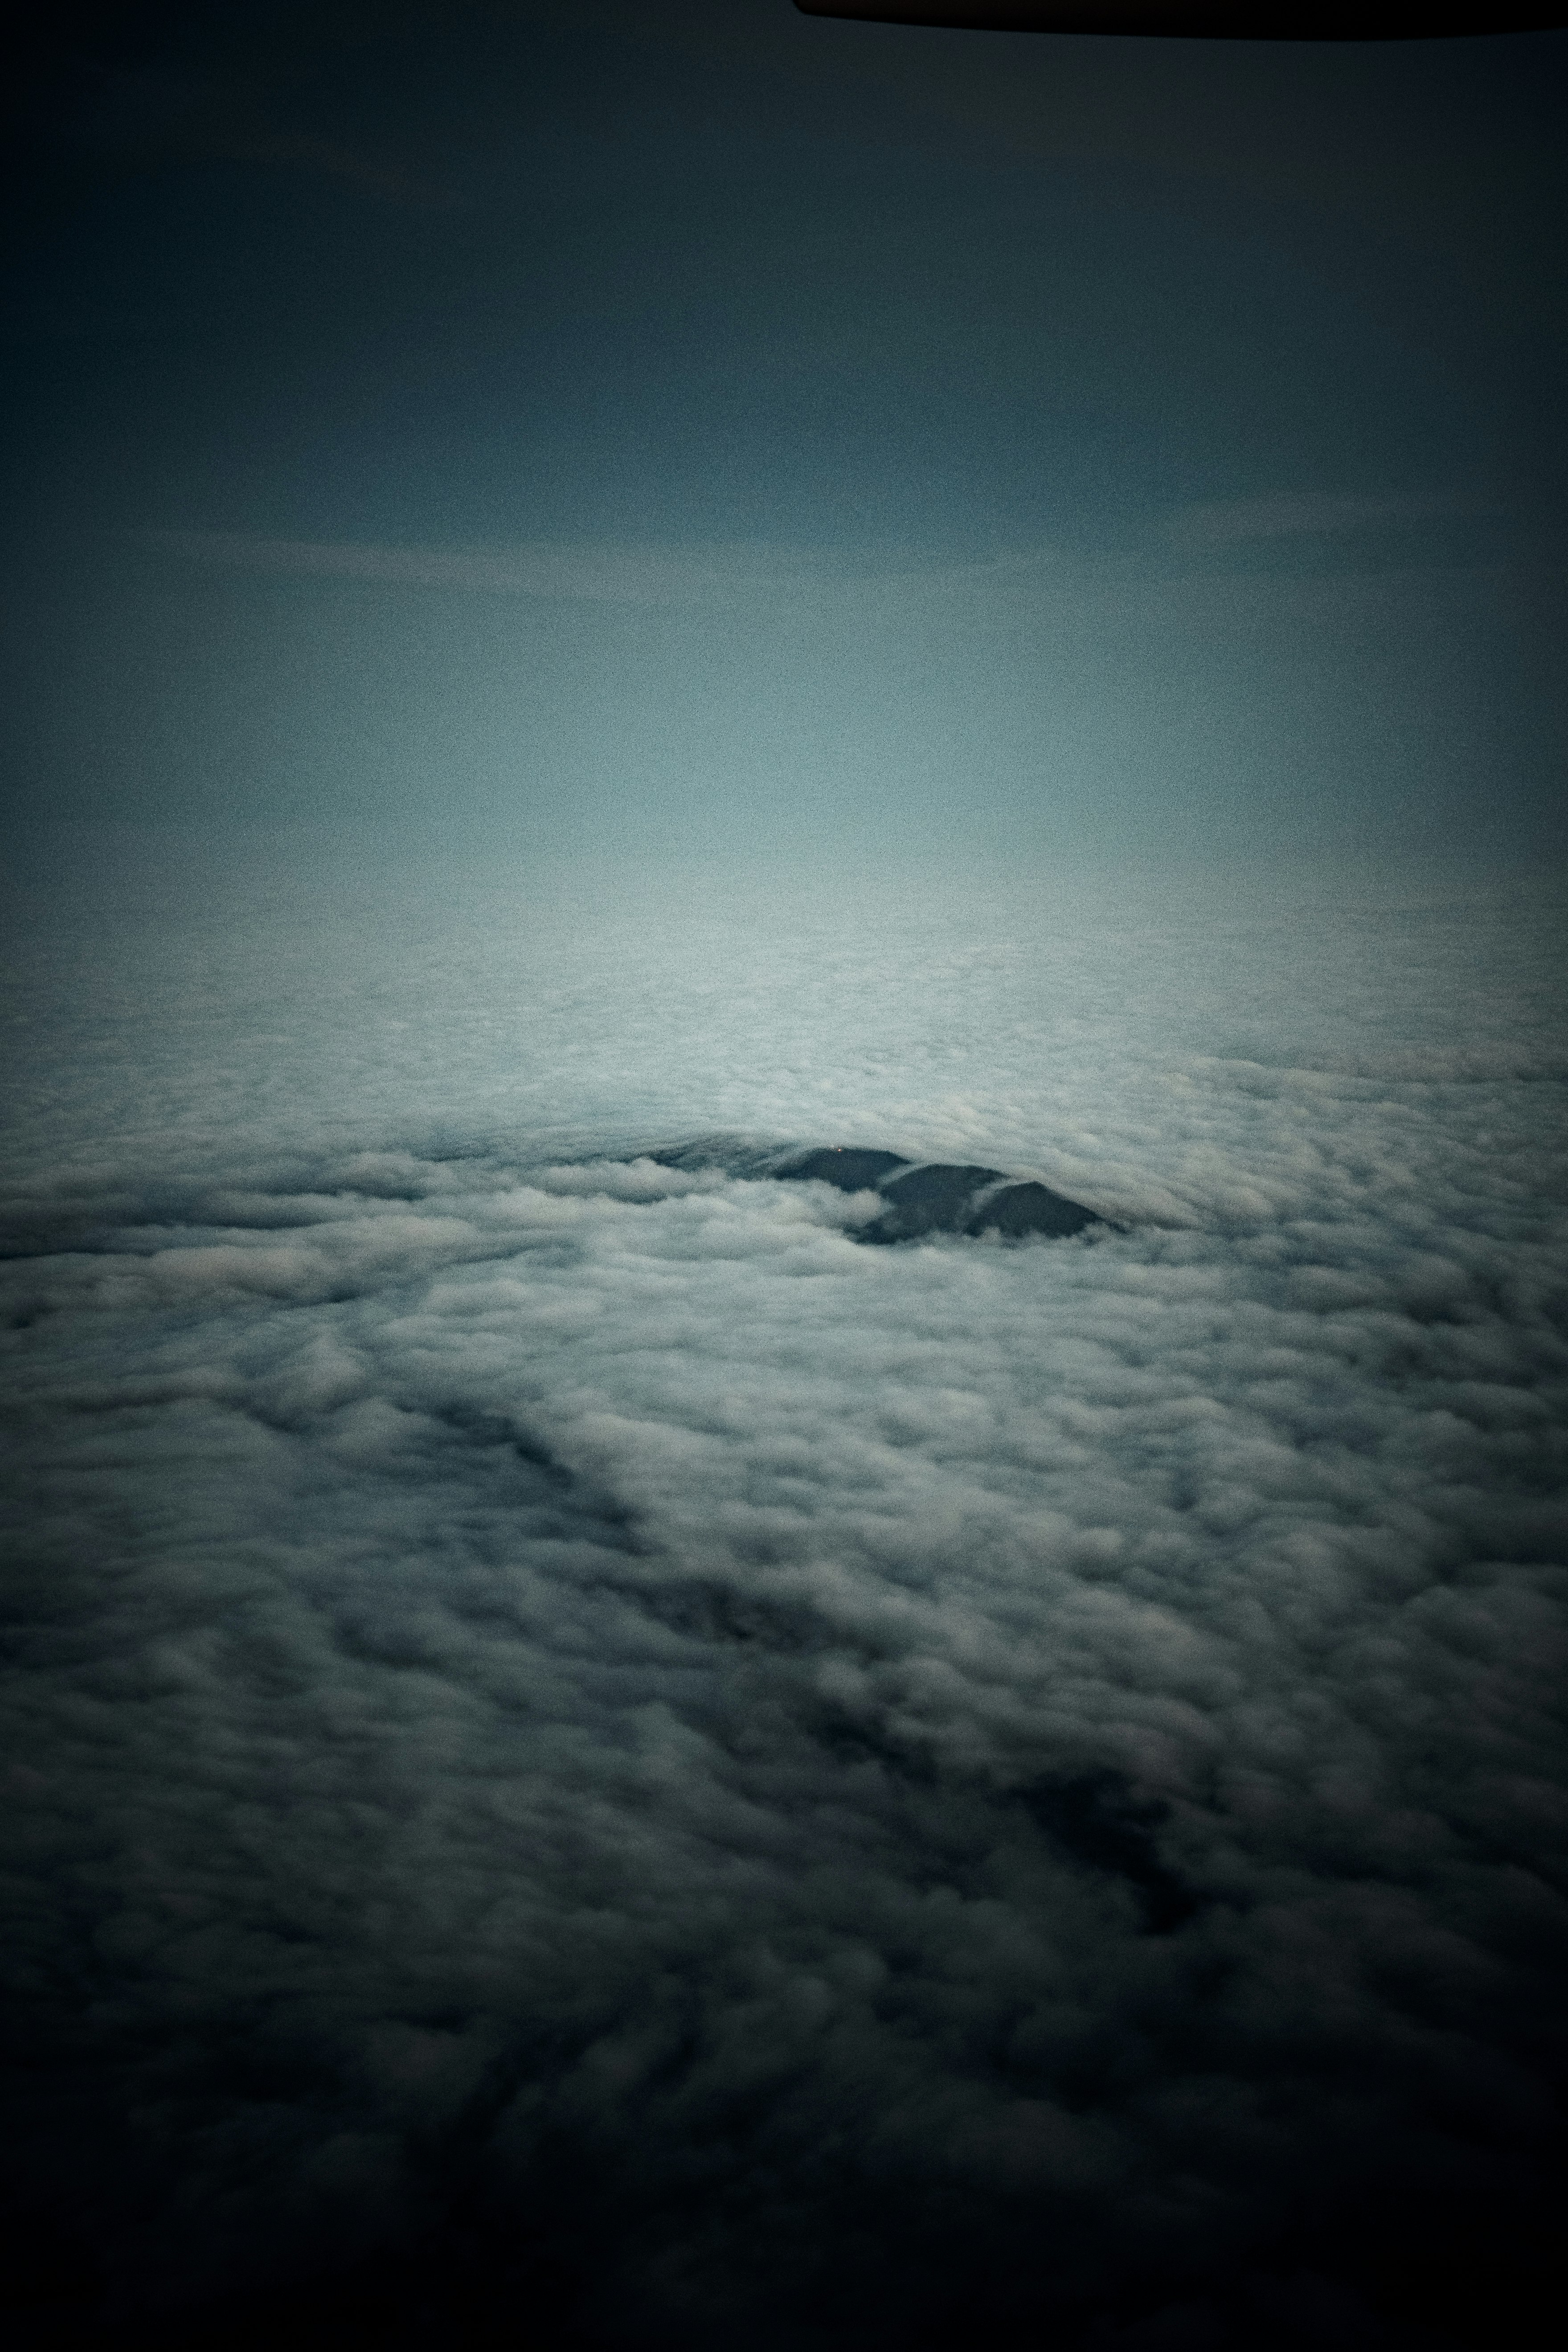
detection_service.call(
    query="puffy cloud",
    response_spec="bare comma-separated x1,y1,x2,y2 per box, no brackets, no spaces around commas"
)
1,870,1565,2348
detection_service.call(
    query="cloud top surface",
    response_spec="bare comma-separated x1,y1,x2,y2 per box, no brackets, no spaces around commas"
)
2,869,1565,2346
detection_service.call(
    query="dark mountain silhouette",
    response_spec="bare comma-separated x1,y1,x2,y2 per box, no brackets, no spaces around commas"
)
653,1141,1106,1243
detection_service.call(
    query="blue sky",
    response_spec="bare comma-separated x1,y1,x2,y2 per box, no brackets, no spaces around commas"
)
3,5,1564,880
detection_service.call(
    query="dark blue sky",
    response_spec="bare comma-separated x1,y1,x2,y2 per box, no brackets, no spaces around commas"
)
4,4,1564,874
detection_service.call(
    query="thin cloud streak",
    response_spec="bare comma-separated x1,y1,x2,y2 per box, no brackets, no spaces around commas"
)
134,529,1079,610
135,529,881,605
1167,489,1499,547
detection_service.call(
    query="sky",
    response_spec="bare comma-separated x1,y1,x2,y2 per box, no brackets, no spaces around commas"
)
2,2,1565,884
2,10,1567,2352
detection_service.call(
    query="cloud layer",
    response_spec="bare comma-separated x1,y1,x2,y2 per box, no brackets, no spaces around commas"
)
3,869,1565,2348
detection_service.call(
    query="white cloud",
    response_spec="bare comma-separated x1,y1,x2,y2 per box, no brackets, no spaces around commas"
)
2,865,1565,2345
